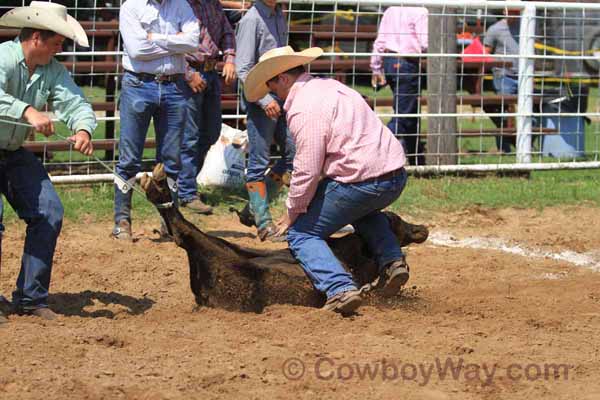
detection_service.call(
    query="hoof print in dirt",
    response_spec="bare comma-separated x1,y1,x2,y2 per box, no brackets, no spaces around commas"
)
142,163,429,313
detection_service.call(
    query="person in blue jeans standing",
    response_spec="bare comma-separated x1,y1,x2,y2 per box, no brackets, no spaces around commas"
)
235,0,295,242
112,0,200,240
371,7,428,166
0,2,96,322
245,46,411,315
176,0,238,215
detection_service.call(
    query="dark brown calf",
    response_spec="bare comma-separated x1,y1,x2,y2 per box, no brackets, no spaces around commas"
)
141,164,428,313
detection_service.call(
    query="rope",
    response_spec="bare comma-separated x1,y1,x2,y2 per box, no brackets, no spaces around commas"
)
0,117,149,199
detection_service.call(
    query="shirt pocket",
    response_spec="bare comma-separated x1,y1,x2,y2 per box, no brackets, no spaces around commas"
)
34,88,51,109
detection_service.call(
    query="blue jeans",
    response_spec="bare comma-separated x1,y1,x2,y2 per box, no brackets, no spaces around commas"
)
492,70,518,153
287,169,407,299
0,148,64,310
384,57,423,165
177,69,222,202
115,72,190,223
245,99,295,182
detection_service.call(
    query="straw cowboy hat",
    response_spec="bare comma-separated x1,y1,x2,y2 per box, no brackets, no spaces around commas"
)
0,1,89,47
244,46,323,102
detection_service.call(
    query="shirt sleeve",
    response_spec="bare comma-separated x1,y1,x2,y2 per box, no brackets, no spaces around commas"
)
152,2,200,54
119,4,172,60
483,23,497,50
235,14,256,84
218,2,236,64
370,12,389,75
285,98,331,223
49,64,97,137
0,55,30,121
235,13,274,106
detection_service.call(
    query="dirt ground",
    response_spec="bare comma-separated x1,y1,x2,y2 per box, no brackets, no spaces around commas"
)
1,206,600,400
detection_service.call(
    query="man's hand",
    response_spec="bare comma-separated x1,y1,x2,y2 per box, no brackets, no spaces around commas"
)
23,107,54,137
222,63,236,86
263,100,281,120
275,213,292,236
68,130,94,156
371,73,386,89
187,71,207,93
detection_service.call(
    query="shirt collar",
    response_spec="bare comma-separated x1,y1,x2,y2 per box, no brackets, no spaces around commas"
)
284,73,313,112
255,0,279,17
12,38,26,65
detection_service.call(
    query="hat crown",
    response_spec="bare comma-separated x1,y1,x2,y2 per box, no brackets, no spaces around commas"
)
258,46,295,62
28,1,68,21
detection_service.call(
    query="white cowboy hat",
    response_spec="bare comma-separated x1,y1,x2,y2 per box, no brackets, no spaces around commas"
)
0,1,89,47
244,46,323,102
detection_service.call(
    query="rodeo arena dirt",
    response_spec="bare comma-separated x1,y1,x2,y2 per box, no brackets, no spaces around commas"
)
2,0,600,399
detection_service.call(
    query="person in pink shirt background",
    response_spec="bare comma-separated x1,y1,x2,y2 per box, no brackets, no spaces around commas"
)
371,7,428,166
244,46,411,315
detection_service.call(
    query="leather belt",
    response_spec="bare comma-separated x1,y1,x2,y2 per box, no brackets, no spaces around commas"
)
384,50,421,65
124,70,184,83
362,167,405,184
189,59,218,72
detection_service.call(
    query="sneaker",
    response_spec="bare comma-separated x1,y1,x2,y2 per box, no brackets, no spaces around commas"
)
322,289,363,315
257,223,287,242
377,258,410,297
29,308,59,320
181,198,213,215
111,220,132,241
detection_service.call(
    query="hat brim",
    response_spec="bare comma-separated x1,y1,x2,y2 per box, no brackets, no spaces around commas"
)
244,47,323,102
0,7,89,47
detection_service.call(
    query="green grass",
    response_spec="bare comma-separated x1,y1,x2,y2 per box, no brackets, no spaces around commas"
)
3,169,600,225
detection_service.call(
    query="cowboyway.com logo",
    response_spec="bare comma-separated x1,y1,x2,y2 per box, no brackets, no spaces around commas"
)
281,357,573,385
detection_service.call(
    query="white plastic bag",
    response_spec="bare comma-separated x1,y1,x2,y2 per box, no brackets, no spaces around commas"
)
196,124,248,189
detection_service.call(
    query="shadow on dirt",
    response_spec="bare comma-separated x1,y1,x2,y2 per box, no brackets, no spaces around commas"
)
49,291,155,318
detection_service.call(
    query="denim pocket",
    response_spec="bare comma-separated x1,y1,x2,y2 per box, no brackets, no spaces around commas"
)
349,180,388,197
122,73,143,88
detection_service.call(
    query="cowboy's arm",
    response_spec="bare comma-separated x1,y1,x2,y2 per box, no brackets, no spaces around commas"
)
49,64,97,139
150,4,200,54
119,4,171,60
285,105,329,225
0,56,29,121
235,15,275,106
219,2,237,65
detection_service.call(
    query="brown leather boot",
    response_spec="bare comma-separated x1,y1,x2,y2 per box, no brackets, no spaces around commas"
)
181,198,213,215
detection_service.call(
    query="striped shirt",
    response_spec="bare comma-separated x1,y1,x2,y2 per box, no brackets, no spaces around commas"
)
283,73,407,222
119,0,200,75
186,0,236,65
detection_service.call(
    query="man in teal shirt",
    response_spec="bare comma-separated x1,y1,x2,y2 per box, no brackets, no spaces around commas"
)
0,2,96,323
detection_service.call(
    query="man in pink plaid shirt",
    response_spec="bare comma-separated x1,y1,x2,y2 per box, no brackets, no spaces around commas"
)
244,46,410,315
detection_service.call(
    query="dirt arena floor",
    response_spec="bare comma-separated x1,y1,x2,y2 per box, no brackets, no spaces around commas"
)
1,206,600,399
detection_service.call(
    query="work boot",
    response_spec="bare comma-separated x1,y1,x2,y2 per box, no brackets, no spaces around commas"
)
246,181,282,242
322,289,363,315
181,197,213,215
111,219,132,241
376,258,410,297
234,171,290,228
28,308,59,320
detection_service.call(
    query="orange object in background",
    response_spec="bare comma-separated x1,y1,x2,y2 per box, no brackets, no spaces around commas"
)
461,36,495,63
